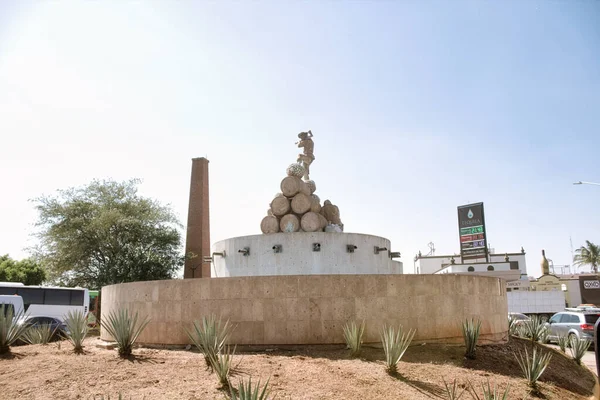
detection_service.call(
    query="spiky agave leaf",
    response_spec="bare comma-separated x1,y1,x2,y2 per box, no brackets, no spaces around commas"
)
462,318,481,359
557,333,569,353
380,324,415,375
230,377,272,400
538,327,549,344
342,320,365,358
569,336,591,365
520,315,548,347
209,345,236,387
185,314,234,367
0,304,30,354
443,378,466,400
101,309,150,357
22,323,57,345
64,310,89,353
508,316,519,337
514,347,552,388
468,379,510,400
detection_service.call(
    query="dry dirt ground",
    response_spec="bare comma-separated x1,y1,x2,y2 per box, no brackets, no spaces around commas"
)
0,336,595,400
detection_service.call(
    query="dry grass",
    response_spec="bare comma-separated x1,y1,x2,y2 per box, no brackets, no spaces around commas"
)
0,337,594,399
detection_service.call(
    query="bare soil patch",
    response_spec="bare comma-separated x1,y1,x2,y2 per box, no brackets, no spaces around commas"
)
0,337,594,399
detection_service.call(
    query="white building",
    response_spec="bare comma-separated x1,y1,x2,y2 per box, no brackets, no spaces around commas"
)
413,250,528,281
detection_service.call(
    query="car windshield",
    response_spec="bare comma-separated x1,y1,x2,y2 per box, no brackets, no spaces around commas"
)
585,314,600,324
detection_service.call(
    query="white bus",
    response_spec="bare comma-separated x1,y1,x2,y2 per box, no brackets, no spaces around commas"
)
0,282,89,322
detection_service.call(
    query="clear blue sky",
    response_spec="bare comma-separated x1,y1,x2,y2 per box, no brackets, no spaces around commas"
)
1,1,598,278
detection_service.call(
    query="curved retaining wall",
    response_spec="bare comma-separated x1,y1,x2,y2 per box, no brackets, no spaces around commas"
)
211,233,403,277
100,274,507,346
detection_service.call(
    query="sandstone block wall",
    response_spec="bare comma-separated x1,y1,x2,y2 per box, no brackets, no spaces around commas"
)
100,274,507,346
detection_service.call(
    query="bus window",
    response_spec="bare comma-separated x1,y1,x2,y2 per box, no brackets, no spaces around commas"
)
17,288,44,307
70,290,84,306
44,289,71,305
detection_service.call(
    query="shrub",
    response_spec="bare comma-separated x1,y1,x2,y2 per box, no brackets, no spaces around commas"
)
209,345,236,387
508,316,519,337
380,324,415,375
230,377,271,400
443,378,466,400
462,318,481,359
557,333,569,353
520,315,547,349
468,379,510,400
342,320,365,358
514,346,552,389
568,336,591,365
64,310,89,353
22,323,57,345
101,309,150,357
538,327,549,344
0,304,30,354
185,314,234,367
515,324,528,339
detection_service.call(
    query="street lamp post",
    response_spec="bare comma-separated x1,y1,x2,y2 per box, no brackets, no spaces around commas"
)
573,181,600,186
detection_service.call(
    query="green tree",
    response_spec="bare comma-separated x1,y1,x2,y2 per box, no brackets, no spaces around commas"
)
0,255,46,285
574,240,600,274
32,179,183,288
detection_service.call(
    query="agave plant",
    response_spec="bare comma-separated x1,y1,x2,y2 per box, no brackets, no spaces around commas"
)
380,324,415,375
230,377,271,400
514,346,552,389
468,379,510,400
64,310,89,353
514,324,527,339
443,378,466,400
520,315,548,349
343,320,365,358
101,309,150,357
462,318,481,359
0,304,30,354
185,314,234,367
22,323,57,345
537,327,549,344
557,333,569,353
568,336,591,365
508,316,519,337
209,345,236,387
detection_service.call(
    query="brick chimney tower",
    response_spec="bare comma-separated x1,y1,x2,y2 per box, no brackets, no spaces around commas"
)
184,157,210,278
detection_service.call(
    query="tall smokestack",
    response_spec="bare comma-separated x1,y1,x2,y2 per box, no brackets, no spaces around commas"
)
184,157,210,278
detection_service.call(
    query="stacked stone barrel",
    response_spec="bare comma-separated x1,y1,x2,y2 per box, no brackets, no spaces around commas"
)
260,163,328,234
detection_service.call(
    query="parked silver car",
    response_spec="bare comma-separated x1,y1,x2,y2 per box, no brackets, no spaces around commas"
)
546,309,600,343
508,312,530,326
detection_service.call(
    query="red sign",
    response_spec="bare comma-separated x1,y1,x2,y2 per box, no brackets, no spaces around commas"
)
460,234,484,242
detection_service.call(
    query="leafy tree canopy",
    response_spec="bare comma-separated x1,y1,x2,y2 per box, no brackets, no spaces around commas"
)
0,255,46,285
574,240,600,274
33,179,183,289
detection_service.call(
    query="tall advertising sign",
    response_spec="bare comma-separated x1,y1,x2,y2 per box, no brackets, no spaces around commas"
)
457,202,488,261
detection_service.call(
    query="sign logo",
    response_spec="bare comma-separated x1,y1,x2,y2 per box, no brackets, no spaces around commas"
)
584,280,600,290
457,203,487,261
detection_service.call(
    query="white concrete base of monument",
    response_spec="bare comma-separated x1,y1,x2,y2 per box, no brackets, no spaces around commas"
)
211,232,403,277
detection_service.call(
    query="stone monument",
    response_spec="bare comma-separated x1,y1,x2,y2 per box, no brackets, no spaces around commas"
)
101,129,508,347
260,131,343,235
541,249,550,275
